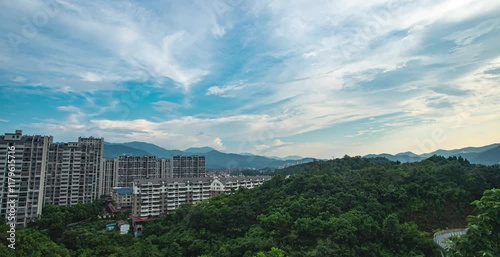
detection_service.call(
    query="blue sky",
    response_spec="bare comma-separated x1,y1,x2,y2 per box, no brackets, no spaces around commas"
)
1,0,500,158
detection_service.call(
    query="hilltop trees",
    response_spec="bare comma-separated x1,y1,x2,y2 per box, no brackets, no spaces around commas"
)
138,156,499,256
450,188,500,257
2,156,499,256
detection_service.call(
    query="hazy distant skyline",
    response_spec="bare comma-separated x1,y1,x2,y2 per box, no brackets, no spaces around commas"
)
1,0,500,159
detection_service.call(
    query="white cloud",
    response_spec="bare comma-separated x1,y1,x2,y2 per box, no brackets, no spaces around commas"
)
211,25,226,38
11,76,26,83
206,83,244,97
444,19,498,46
81,72,103,82
152,101,181,112
302,51,317,58
254,139,288,151
6,0,500,158
212,137,225,150
0,0,222,92
56,106,81,113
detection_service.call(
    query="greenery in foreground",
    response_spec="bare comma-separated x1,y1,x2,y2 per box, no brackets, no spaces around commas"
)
449,188,500,257
1,155,499,257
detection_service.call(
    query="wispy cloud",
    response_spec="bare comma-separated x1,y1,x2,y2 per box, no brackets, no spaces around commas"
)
206,82,245,97
2,0,500,158
11,76,26,83
152,101,182,112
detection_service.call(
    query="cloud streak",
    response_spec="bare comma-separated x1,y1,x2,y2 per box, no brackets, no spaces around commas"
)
1,0,500,158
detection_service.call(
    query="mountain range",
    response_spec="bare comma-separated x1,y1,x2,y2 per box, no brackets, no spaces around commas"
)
103,141,316,170
103,141,500,169
364,143,500,165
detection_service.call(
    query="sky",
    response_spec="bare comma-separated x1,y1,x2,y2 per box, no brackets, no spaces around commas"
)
1,0,500,159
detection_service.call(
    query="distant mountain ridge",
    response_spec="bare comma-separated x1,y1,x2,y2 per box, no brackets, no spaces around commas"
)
184,147,216,153
364,143,500,165
103,143,151,158
103,142,315,169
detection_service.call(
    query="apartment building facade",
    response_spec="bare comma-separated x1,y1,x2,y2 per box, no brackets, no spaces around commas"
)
211,176,270,195
102,156,169,196
111,187,133,210
103,155,205,196
131,176,271,218
44,137,104,206
171,155,206,178
0,130,52,227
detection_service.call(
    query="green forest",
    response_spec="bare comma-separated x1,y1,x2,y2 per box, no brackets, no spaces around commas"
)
1,155,499,257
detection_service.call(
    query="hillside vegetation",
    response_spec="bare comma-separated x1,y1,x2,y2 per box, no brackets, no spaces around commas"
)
1,155,499,257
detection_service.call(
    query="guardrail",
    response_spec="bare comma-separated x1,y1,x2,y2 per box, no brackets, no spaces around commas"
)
433,229,466,256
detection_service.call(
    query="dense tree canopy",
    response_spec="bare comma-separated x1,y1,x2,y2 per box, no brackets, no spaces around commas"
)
2,156,499,256
139,156,499,257
449,188,500,257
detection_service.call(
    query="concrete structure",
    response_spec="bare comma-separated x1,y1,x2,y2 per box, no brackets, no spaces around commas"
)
132,177,211,217
103,155,206,195
111,187,133,210
102,158,116,197
211,176,270,195
132,176,271,217
116,156,164,188
434,229,467,257
79,137,105,200
117,220,130,234
44,137,104,206
102,156,171,195
0,130,52,227
171,155,205,178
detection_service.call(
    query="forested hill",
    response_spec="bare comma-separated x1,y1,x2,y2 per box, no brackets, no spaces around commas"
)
141,156,499,257
2,156,499,256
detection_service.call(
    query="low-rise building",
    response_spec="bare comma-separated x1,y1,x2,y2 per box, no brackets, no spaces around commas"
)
132,176,271,217
111,187,133,210
211,176,270,195
117,220,130,234
132,177,212,217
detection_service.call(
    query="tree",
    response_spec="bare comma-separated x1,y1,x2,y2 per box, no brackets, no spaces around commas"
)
450,188,500,257
254,247,286,257
15,228,71,257
382,214,401,248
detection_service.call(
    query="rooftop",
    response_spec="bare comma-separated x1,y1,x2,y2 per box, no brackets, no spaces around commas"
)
112,187,133,195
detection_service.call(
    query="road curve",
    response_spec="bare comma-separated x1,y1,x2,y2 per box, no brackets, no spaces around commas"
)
433,229,466,256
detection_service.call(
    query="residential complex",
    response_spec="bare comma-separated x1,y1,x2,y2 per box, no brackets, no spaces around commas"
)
1,131,104,227
0,130,52,227
171,155,206,178
102,156,164,195
111,187,133,210
102,155,205,195
131,176,270,217
45,138,104,206
1,129,269,228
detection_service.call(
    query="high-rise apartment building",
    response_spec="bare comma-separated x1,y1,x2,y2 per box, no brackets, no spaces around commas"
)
102,155,206,196
0,130,52,227
171,155,205,178
44,137,104,206
45,142,82,206
2,129,209,226
78,137,104,201
102,156,171,195
102,158,117,197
